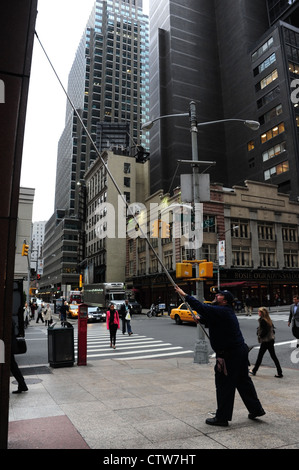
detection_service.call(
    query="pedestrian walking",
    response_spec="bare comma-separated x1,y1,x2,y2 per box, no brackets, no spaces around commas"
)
249,306,283,378
106,303,120,349
43,303,53,326
175,285,265,427
244,295,253,316
120,300,133,335
30,301,37,320
288,295,299,346
36,303,44,323
11,321,28,394
59,301,69,325
23,302,31,328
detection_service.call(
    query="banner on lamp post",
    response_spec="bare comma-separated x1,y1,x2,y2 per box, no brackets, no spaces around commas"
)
218,240,225,266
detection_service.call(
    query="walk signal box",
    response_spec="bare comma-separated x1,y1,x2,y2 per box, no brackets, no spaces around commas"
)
199,261,213,279
176,263,192,278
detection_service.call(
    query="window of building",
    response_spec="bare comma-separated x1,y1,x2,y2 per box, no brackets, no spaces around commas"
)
259,247,275,267
247,140,255,151
253,53,276,76
264,160,289,180
257,86,280,109
284,250,298,268
282,225,297,242
256,69,278,92
289,61,299,76
259,104,282,125
124,177,130,187
202,244,217,263
251,37,274,62
203,215,215,232
124,162,131,173
258,223,274,240
261,122,285,144
262,141,286,162
231,220,249,238
232,246,251,267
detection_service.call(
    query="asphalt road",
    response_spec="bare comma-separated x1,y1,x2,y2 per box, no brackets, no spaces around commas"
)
16,311,299,372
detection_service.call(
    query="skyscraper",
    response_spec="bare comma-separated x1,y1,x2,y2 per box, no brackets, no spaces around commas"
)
41,0,149,297
147,0,299,201
55,0,149,215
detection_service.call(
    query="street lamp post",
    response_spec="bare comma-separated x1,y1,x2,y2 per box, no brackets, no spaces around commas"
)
142,102,260,364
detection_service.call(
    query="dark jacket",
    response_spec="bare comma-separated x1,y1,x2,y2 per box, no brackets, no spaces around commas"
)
185,295,245,354
120,302,132,319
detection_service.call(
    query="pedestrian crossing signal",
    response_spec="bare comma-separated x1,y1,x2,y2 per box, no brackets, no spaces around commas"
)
199,261,213,279
176,263,192,278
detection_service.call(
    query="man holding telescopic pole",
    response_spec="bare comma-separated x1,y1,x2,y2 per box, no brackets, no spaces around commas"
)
175,285,265,427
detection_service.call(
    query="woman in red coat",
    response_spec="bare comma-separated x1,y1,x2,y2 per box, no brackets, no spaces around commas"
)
106,303,120,349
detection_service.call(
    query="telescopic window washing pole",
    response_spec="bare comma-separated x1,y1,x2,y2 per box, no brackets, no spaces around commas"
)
34,31,210,340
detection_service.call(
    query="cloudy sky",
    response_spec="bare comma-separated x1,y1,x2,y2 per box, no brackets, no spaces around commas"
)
21,0,149,222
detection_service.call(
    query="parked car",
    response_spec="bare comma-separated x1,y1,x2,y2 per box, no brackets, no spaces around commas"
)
128,300,142,315
170,301,211,325
87,307,106,323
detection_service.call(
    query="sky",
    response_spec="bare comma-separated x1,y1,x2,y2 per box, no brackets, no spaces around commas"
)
21,0,149,222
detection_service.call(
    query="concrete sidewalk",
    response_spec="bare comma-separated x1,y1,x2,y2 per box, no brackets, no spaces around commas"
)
8,352,299,450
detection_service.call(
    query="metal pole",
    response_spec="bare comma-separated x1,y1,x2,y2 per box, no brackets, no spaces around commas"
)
189,101,209,364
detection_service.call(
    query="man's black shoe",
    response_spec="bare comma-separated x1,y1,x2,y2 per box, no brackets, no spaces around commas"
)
12,385,28,394
205,417,228,427
248,409,266,420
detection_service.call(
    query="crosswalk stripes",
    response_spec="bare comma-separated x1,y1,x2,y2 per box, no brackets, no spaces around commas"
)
73,331,194,361
239,314,289,322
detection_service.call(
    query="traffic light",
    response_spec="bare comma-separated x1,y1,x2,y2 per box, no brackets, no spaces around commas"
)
151,220,160,237
176,263,192,278
161,222,170,238
199,261,213,279
21,243,29,256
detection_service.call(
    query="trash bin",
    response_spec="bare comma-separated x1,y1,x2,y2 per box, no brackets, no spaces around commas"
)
48,323,74,368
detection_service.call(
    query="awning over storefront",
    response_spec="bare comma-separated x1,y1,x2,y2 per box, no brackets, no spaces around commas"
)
219,281,247,288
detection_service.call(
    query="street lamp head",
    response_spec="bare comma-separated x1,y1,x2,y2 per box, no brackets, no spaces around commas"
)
141,121,154,130
244,120,260,131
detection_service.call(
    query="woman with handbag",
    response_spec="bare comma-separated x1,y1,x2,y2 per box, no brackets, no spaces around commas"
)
249,306,283,378
106,303,120,349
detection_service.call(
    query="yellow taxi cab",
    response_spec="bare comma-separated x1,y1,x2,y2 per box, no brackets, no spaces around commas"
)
68,303,79,319
170,302,211,325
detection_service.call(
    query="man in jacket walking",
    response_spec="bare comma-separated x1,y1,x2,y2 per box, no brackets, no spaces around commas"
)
288,295,299,346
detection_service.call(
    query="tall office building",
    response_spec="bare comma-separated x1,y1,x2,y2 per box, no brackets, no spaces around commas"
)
55,0,149,214
41,0,149,298
147,0,299,201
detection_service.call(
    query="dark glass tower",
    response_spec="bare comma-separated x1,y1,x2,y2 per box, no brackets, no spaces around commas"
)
147,0,299,201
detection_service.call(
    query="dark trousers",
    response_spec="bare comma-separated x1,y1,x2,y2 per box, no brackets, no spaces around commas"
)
11,355,26,388
109,324,118,346
252,339,282,375
215,344,263,422
122,316,126,334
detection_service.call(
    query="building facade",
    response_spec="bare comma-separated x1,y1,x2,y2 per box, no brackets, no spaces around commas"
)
83,149,149,284
126,180,299,309
41,0,149,299
146,0,299,203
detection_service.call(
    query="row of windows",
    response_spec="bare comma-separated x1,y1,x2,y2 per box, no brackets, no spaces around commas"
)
264,160,289,180
131,245,299,272
231,247,298,268
230,220,297,241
